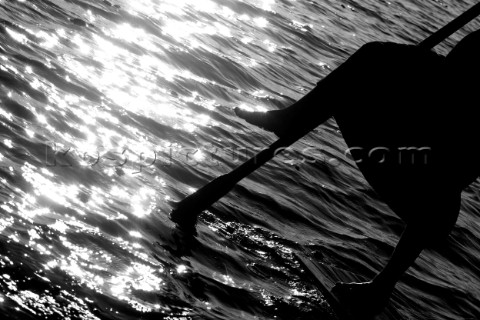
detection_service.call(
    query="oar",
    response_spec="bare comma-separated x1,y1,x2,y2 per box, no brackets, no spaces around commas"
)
418,2,480,49
170,2,480,231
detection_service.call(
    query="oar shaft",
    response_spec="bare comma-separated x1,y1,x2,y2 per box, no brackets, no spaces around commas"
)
419,2,480,49
170,126,313,227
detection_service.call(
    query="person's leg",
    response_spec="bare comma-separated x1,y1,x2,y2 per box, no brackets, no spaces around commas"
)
234,84,333,137
333,190,461,317
331,226,426,317
235,42,421,137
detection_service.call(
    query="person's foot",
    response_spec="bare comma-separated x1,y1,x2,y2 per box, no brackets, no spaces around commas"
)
234,108,288,137
332,281,393,318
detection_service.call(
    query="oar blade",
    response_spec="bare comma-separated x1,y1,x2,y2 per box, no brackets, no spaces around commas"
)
170,173,238,230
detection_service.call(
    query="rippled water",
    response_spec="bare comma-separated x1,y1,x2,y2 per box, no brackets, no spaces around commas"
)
1,0,479,319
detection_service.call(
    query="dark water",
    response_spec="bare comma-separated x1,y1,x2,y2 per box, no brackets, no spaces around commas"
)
1,0,479,319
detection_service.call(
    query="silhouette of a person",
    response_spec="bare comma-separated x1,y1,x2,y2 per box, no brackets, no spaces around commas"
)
235,29,480,316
